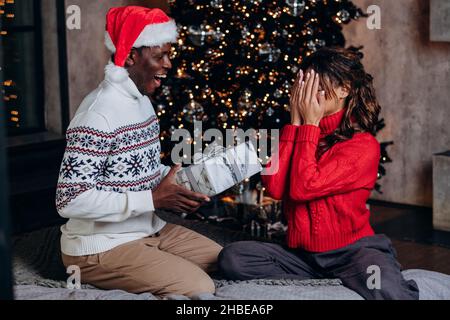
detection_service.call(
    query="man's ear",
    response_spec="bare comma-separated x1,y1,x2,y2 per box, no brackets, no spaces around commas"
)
124,48,139,68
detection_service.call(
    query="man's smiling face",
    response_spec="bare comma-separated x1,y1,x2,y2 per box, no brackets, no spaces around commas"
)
125,43,172,96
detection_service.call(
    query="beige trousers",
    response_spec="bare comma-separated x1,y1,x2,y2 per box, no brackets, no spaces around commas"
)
62,223,223,298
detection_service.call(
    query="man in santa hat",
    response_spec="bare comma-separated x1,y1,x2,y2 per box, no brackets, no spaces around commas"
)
56,6,222,298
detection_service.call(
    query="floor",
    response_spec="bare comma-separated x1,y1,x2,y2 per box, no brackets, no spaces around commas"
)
369,200,450,275
10,188,450,276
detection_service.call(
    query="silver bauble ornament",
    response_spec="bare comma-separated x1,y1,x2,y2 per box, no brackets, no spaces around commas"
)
285,0,306,17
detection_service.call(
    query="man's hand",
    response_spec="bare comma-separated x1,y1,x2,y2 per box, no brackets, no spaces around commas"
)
152,165,211,213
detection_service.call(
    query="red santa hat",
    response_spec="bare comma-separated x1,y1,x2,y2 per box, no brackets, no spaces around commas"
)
104,6,178,82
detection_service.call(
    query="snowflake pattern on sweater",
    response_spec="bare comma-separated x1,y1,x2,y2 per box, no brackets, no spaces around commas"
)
56,115,162,212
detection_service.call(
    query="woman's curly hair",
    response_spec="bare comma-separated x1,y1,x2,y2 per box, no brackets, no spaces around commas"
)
300,47,381,156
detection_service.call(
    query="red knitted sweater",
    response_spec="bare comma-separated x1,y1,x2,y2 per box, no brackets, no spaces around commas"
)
262,108,380,252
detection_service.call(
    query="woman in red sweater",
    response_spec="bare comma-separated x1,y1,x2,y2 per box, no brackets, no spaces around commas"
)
218,48,419,300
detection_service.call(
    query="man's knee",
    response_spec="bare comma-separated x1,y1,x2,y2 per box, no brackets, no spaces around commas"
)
184,274,216,296
157,269,216,298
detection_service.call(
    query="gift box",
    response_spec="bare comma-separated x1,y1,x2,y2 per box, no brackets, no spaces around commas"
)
176,141,262,196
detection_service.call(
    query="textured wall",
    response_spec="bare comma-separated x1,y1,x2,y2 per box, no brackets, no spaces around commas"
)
64,0,168,118
343,0,450,207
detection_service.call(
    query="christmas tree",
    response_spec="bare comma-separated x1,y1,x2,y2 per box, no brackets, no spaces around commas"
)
155,0,392,193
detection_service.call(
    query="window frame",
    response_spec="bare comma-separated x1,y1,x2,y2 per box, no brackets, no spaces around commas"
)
3,0,46,137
